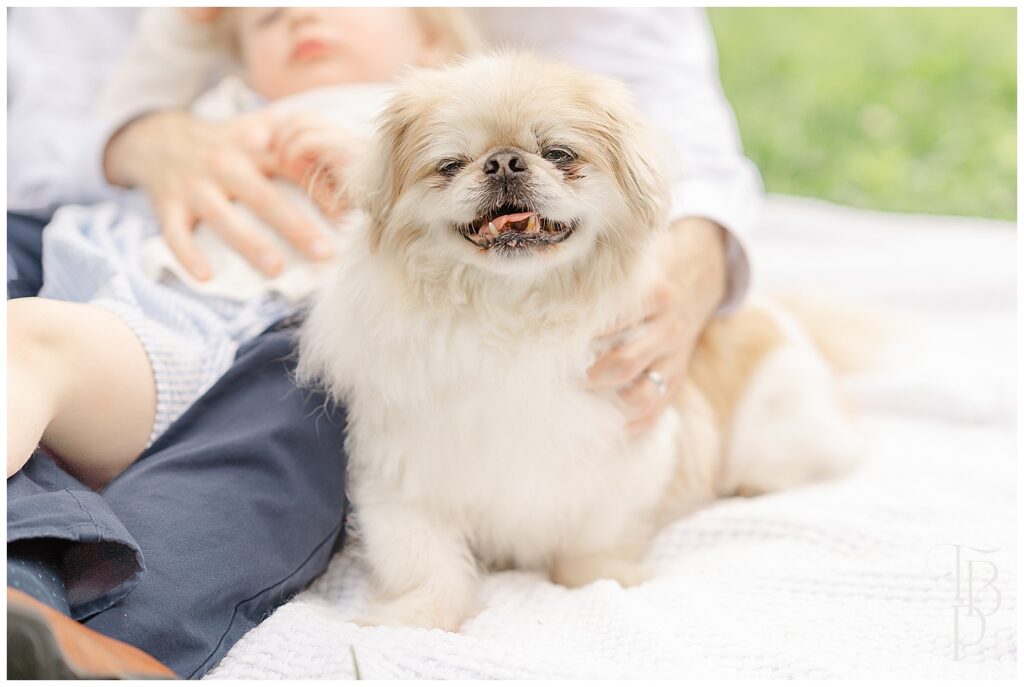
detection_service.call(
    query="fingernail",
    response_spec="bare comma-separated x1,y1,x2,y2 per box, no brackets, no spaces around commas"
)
193,265,212,281
309,239,334,260
259,250,282,274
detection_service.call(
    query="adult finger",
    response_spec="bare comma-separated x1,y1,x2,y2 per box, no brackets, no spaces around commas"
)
588,313,682,390
220,158,335,261
222,114,280,176
226,111,277,153
594,308,649,341
592,283,672,341
189,182,285,277
621,347,690,437
156,200,211,281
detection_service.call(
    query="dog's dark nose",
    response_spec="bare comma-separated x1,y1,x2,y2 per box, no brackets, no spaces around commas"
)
483,150,528,178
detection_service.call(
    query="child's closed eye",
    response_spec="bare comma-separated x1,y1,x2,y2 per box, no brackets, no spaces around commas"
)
254,8,284,29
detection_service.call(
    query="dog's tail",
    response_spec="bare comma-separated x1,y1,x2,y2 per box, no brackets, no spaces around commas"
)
771,290,898,375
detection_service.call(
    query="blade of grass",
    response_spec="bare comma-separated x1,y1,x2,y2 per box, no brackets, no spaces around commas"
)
350,645,362,680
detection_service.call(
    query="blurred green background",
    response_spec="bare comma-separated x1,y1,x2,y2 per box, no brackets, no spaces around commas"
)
708,8,1016,220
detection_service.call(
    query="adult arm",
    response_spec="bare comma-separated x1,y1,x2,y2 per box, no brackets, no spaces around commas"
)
624,8,762,314
582,8,762,431
6,8,141,215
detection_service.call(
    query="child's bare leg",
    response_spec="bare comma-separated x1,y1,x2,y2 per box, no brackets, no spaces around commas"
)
7,298,157,489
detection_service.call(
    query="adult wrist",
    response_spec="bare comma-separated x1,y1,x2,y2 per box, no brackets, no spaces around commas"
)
667,216,729,321
103,114,145,188
102,109,182,188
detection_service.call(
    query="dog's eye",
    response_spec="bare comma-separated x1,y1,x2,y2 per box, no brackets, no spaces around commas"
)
436,159,466,177
542,147,576,163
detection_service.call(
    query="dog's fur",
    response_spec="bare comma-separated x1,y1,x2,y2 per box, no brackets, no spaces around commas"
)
297,53,861,630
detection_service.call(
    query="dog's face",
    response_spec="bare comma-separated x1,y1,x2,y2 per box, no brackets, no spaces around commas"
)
354,53,669,284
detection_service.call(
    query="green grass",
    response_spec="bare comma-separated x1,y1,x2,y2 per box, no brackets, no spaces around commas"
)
708,8,1016,220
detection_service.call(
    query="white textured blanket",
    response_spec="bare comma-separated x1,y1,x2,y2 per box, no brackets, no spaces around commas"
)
207,195,1017,679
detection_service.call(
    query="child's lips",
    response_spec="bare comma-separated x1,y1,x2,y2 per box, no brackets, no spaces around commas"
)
291,39,333,62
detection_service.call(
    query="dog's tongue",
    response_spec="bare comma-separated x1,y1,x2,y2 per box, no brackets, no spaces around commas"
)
489,211,535,234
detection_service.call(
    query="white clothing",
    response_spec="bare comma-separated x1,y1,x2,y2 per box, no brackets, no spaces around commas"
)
7,7,761,310
6,9,140,213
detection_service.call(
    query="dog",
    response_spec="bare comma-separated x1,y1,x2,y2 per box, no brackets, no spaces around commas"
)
297,52,862,631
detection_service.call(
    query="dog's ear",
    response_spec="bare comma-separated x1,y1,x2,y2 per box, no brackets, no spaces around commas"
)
588,81,671,234
347,88,424,252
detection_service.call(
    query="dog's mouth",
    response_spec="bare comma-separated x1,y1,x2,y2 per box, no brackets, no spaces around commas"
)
457,204,577,253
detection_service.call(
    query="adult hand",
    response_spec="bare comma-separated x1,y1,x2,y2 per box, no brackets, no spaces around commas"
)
587,217,728,437
103,110,335,281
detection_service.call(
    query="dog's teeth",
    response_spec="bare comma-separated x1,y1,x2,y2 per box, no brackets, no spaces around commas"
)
526,215,538,233
488,221,498,236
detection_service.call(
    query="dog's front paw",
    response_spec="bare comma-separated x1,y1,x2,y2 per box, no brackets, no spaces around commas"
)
355,591,475,632
551,553,652,589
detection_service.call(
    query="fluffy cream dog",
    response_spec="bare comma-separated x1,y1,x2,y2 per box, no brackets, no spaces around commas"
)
298,52,861,631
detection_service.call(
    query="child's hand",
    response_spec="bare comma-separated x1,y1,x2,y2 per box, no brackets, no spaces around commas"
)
269,113,361,220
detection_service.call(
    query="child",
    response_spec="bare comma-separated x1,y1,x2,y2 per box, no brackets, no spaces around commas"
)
7,8,480,489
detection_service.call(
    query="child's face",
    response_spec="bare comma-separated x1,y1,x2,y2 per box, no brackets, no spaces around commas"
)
238,8,433,99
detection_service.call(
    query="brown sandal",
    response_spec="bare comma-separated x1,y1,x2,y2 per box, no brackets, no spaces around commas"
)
6,588,178,680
